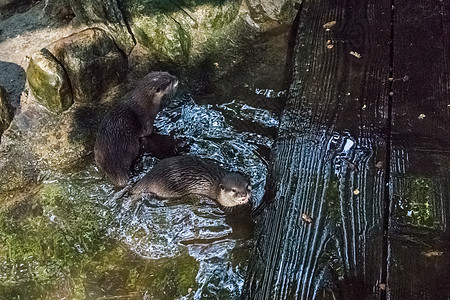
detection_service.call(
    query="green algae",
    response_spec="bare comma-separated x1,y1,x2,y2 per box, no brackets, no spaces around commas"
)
0,181,110,299
0,175,201,299
124,0,240,65
394,177,440,228
26,49,73,113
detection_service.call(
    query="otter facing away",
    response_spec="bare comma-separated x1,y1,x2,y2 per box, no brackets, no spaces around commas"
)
130,156,251,207
94,71,178,187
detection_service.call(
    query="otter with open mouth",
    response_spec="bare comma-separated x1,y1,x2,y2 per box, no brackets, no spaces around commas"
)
130,155,251,208
94,71,178,187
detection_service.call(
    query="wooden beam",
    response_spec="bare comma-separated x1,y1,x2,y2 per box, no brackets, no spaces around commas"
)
387,0,450,298
244,0,392,298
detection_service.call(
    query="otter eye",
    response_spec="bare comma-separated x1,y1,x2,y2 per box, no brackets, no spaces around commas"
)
231,188,236,193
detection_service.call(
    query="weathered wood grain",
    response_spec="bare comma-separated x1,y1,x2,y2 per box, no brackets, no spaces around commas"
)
387,0,450,298
243,0,392,298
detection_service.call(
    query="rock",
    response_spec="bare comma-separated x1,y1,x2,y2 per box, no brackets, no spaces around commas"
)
0,0,30,10
27,49,73,113
0,0,35,16
0,94,103,195
0,62,26,109
0,0,16,9
245,0,297,30
47,28,128,104
122,0,241,65
0,85,14,138
43,0,75,22
69,0,135,54
27,28,128,110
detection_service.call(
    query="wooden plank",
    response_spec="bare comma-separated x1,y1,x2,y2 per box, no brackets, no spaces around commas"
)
387,0,450,298
243,0,392,298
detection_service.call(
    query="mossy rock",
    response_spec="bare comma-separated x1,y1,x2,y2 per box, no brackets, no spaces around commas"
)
0,181,112,299
27,28,127,110
46,28,128,104
246,0,297,27
26,49,73,113
69,0,135,54
122,0,241,65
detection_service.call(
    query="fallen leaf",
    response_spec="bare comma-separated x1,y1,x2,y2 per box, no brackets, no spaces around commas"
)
375,161,383,169
353,189,360,195
323,21,337,29
350,51,361,58
326,40,334,49
422,250,443,257
302,213,313,224
418,113,426,119
379,283,386,290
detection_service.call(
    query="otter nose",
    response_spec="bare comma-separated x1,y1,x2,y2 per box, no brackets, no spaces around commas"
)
237,191,248,198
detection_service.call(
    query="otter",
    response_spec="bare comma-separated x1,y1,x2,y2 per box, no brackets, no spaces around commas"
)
94,71,178,187
130,156,251,207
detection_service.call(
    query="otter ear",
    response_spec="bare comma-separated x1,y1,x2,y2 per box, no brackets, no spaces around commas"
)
219,184,225,190
156,87,161,93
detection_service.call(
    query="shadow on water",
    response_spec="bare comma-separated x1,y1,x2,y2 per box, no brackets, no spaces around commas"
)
0,61,25,108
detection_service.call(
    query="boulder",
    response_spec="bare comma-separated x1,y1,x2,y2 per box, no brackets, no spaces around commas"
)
245,0,297,30
0,0,31,10
121,0,241,65
43,0,75,21
69,0,135,54
0,85,14,138
27,28,128,111
27,49,73,113
0,0,16,9
0,95,103,195
0,62,26,109
47,28,128,104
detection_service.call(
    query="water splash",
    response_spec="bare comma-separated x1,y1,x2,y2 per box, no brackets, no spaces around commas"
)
105,94,277,297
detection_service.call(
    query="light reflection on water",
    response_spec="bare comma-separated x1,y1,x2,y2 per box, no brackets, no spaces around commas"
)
155,94,278,207
108,196,232,260
103,94,277,298
0,93,277,299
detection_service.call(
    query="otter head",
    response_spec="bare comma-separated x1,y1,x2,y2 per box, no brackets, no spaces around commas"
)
217,173,252,207
140,71,179,103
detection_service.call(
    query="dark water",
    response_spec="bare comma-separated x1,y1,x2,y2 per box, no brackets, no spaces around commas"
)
0,91,281,299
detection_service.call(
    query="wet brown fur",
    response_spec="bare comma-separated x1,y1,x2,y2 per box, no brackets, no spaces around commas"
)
131,156,251,207
94,71,178,187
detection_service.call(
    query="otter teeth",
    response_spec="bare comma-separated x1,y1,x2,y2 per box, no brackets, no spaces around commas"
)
239,198,249,204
